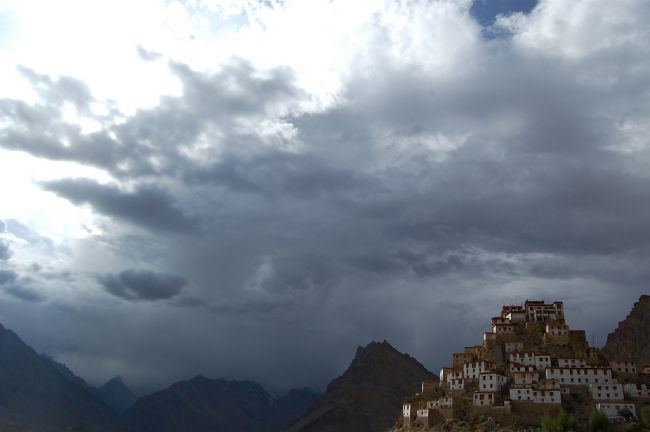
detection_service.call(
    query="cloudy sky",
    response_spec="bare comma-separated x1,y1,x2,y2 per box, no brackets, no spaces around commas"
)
1,0,650,395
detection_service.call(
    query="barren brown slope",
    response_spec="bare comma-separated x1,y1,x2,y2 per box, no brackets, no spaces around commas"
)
602,294,650,364
285,340,436,432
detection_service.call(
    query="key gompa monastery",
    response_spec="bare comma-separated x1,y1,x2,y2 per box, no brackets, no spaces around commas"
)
400,300,650,428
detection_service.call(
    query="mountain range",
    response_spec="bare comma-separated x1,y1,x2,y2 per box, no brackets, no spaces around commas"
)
0,321,320,431
0,294,648,431
124,376,318,432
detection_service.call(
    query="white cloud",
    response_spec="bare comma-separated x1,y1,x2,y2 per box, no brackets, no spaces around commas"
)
505,0,650,60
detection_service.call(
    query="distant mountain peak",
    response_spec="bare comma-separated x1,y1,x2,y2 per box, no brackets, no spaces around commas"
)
189,373,209,381
286,340,436,432
97,374,137,414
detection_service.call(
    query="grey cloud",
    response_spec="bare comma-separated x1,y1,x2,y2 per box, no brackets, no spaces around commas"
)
29,263,75,282
17,66,94,113
189,152,374,199
347,254,405,275
0,99,59,131
1,126,124,172
3,219,57,253
136,45,162,62
4,284,46,303
97,269,188,301
1,60,301,181
0,270,17,285
0,270,43,302
0,98,125,173
42,179,199,233
411,255,465,278
0,240,11,261
169,59,298,119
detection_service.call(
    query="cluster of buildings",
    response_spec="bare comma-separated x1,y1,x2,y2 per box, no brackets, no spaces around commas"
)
402,300,650,428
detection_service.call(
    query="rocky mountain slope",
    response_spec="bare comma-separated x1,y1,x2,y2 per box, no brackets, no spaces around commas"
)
284,340,437,432
602,294,650,364
0,322,130,431
42,353,137,413
124,375,319,432
41,352,90,389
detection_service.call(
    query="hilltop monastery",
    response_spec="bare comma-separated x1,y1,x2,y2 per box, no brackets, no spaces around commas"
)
401,300,650,427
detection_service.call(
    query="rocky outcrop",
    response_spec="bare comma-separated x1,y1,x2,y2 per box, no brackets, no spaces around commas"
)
602,295,650,364
285,340,437,432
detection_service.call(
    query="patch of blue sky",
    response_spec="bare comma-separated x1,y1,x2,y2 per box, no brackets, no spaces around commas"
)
470,0,538,38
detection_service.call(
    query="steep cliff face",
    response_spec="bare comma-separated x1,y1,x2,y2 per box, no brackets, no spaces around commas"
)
602,295,650,364
285,341,437,432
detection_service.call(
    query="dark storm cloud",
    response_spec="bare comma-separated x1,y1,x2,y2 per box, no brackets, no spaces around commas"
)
374,153,650,256
97,269,188,301
42,178,199,233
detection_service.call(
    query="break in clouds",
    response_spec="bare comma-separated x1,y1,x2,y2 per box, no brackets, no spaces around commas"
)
1,0,650,393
